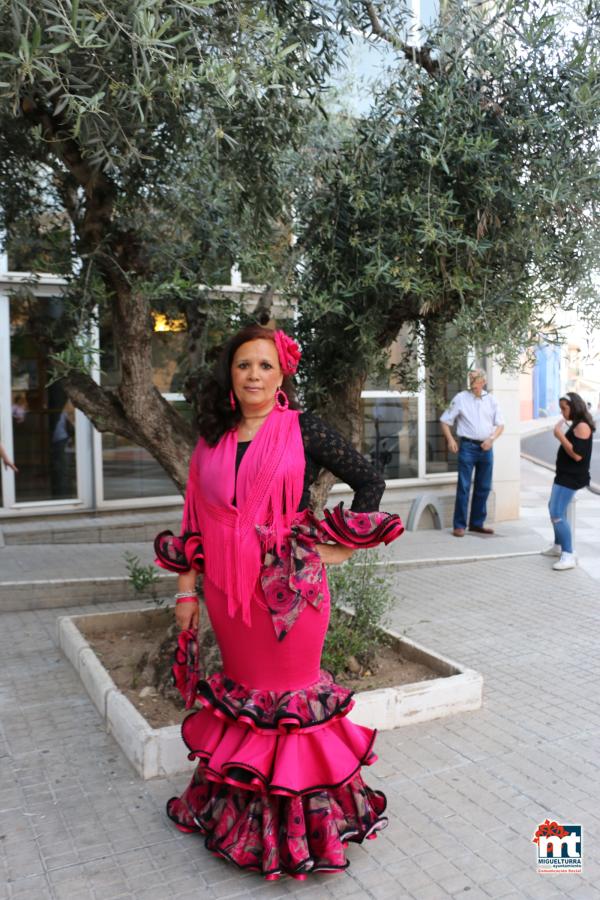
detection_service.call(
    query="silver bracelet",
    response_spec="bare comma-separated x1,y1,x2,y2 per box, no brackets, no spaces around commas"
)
174,591,198,600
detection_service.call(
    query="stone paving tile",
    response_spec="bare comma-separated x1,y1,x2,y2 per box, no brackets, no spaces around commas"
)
6,875,56,899
410,885,453,899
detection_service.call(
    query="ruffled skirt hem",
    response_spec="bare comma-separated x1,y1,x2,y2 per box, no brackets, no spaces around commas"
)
167,766,388,878
169,665,388,877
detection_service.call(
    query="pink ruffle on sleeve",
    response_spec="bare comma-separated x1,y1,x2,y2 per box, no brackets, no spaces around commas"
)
154,530,204,573
319,502,404,548
154,443,204,573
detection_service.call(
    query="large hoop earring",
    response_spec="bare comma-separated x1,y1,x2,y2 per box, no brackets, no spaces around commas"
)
275,388,289,411
229,389,236,411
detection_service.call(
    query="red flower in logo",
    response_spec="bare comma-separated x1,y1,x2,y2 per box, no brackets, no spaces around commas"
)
532,819,569,844
273,330,301,376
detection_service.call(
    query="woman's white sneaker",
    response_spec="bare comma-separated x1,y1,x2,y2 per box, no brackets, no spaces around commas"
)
553,552,577,571
541,544,561,557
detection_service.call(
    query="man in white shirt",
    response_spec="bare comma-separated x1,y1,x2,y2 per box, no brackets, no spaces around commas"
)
440,369,505,536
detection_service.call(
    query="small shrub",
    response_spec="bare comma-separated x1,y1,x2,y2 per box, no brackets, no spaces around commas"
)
323,550,395,676
124,552,160,595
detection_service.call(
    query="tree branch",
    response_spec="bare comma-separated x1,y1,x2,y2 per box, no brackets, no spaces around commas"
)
61,371,139,440
251,283,275,325
20,97,117,251
63,371,196,492
20,96,136,306
363,2,440,76
52,169,82,233
375,293,422,346
309,371,366,510
113,288,155,412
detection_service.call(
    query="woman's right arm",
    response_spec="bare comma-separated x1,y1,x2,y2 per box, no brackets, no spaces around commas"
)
175,570,199,631
172,442,201,629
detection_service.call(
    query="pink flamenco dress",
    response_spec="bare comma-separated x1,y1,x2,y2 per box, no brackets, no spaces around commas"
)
154,407,404,880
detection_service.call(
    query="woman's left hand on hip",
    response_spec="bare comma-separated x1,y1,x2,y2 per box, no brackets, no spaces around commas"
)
315,543,355,565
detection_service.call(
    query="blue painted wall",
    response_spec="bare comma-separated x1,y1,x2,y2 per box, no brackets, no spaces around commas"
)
533,343,561,417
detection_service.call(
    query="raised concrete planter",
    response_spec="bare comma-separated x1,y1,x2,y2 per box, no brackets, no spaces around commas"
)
349,636,482,729
58,608,483,780
0,573,176,613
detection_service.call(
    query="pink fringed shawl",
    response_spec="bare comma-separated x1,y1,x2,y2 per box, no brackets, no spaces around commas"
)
182,407,305,626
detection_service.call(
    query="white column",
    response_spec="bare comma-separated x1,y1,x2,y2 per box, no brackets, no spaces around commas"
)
88,317,103,506
487,362,520,521
417,353,426,478
230,264,242,288
0,221,11,506
0,292,15,507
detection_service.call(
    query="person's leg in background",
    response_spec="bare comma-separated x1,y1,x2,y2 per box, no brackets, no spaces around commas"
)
469,446,494,529
548,482,577,569
453,441,476,533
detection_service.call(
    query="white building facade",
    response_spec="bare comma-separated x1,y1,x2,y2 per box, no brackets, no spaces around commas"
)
0,259,520,523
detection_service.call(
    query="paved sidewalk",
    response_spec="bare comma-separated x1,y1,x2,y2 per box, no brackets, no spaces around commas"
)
518,458,600,581
1,458,599,899
0,460,589,584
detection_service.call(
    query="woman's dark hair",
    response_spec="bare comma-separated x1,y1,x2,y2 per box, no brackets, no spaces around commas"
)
560,392,596,432
197,324,300,445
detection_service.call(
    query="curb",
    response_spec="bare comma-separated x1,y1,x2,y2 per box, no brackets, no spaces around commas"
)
521,451,600,496
375,549,542,569
519,417,562,439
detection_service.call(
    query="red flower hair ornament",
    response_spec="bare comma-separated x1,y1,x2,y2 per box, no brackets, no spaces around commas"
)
273,330,301,376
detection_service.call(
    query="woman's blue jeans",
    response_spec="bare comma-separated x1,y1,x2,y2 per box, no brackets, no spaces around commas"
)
548,482,577,553
453,439,494,530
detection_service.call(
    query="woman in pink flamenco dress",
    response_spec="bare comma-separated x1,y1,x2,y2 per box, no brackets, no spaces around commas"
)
154,325,404,880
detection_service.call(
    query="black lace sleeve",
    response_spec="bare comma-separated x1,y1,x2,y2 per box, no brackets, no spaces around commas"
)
299,412,386,512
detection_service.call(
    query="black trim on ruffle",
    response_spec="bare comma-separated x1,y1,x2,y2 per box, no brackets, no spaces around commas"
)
319,502,404,547
166,798,202,833
180,718,379,797
195,679,354,732
166,793,387,877
205,840,350,876
154,530,204,573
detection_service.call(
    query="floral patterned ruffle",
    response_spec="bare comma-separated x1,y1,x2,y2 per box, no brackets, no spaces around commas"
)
167,767,387,877
172,629,201,709
319,503,405,548
256,504,404,641
196,669,354,734
256,509,325,641
154,530,204,573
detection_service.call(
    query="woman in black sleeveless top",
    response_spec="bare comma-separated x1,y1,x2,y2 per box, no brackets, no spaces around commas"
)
543,392,595,570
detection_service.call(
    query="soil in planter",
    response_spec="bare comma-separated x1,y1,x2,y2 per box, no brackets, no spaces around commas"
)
83,614,439,730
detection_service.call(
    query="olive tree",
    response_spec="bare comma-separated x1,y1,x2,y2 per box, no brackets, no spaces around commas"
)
0,0,366,487
294,0,600,440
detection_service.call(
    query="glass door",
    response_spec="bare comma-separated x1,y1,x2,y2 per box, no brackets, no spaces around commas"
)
94,310,184,504
0,292,13,508
9,294,79,504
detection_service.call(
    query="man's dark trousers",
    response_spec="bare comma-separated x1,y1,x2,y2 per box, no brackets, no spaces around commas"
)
453,438,494,530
